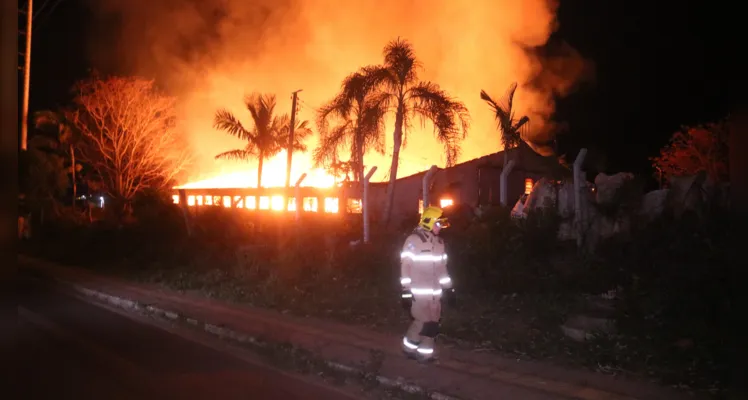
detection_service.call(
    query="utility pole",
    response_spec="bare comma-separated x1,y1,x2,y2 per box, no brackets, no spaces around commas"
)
21,0,33,151
285,89,302,189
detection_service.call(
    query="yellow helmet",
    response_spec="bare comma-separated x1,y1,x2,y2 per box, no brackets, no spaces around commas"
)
419,206,449,231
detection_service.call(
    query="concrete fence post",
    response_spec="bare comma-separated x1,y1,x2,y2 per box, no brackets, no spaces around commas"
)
363,166,377,244
422,165,439,208
295,173,307,221
573,148,588,249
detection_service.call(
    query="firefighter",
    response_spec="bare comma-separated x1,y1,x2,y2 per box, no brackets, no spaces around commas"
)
400,206,456,362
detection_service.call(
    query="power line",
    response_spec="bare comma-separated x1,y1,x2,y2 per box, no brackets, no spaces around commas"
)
297,98,317,114
33,0,53,20
33,0,64,32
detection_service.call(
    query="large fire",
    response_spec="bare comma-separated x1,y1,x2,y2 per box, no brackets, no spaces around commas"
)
87,0,589,189
176,150,336,189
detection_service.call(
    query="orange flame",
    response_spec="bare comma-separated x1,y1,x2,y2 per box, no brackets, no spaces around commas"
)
176,150,336,189
89,0,588,190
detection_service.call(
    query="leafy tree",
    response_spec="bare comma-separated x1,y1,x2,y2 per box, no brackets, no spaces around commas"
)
33,109,84,210
214,93,312,188
19,134,70,219
328,160,356,183
651,121,729,183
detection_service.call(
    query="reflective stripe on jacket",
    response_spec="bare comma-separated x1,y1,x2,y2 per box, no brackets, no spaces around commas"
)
400,227,452,296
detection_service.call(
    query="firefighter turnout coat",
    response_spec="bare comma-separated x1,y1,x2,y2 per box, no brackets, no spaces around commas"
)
400,226,452,359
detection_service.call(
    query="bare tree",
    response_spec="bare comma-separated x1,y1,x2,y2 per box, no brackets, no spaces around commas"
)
69,76,191,216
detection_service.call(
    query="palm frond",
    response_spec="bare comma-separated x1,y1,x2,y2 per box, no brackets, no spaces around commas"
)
340,72,370,110
362,64,398,92
215,148,254,162
480,84,527,150
382,38,421,86
360,93,389,154
480,90,511,129
257,115,284,157
317,93,350,133
409,81,470,166
313,122,352,168
278,115,313,153
502,82,518,116
214,109,252,141
243,93,277,132
315,68,390,172
515,115,531,139
244,93,262,128
291,120,313,152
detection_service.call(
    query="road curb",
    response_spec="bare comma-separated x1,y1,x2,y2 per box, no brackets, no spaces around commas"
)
58,277,460,400
21,255,697,400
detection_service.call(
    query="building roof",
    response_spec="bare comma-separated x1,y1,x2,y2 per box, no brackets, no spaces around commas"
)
394,138,565,181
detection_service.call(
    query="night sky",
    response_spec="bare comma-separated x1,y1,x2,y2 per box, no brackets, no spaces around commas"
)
19,0,743,176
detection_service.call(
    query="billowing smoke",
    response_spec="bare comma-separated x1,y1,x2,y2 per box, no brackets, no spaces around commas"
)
85,0,591,184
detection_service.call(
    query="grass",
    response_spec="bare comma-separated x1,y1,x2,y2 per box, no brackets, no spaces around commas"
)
18,204,733,396
116,261,726,395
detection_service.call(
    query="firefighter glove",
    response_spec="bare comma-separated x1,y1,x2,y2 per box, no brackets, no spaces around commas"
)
444,288,457,308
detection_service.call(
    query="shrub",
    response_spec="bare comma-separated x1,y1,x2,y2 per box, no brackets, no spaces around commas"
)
446,204,567,293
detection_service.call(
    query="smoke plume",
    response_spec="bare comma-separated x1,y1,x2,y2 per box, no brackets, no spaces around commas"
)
86,0,590,184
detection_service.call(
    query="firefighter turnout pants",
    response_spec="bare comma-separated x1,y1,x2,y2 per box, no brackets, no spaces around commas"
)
402,294,441,360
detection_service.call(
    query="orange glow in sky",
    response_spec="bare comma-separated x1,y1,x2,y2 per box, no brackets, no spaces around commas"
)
88,0,589,189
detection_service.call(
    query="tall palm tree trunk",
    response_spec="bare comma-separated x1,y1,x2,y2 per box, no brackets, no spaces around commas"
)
355,139,364,184
257,152,264,188
383,103,405,225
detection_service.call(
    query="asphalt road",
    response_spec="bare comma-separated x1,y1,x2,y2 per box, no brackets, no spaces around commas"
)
14,276,360,400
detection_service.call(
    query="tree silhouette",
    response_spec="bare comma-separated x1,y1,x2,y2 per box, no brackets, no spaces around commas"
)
365,38,470,223
314,72,388,183
651,121,729,184
214,93,312,188
479,82,529,167
33,109,83,210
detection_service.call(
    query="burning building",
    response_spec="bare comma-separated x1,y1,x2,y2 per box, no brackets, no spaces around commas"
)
171,138,568,225
368,139,569,223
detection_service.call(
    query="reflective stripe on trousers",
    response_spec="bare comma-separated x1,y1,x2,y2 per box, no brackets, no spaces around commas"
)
402,336,434,356
404,297,441,359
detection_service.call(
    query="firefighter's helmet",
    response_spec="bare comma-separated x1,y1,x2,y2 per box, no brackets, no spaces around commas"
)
419,206,449,231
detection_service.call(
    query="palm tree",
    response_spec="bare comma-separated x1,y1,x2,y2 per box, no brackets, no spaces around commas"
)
314,72,388,183
214,93,312,188
280,117,314,154
364,38,470,224
479,82,530,168
329,160,356,183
